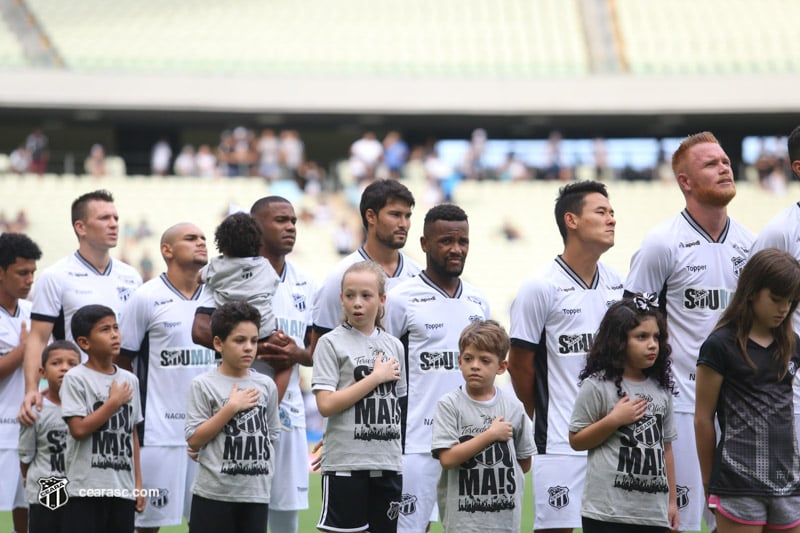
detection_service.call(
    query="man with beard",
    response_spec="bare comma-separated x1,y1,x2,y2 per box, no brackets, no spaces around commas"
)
625,132,754,533
508,181,622,533
309,179,420,356
192,196,316,533
118,223,215,533
384,203,490,533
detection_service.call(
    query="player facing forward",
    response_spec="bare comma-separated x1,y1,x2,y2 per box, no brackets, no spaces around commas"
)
508,180,623,533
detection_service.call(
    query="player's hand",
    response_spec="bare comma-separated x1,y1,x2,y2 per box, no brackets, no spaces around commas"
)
371,353,400,384
18,321,29,348
487,416,513,442
228,383,260,412
108,380,133,408
186,447,199,462
257,331,296,370
609,394,647,426
136,493,146,513
309,439,323,472
668,500,679,531
18,389,43,425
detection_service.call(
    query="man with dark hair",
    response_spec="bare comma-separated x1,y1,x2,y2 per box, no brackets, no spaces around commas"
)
508,180,623,533
384,203,490,533
626,132,754,532
192,196,317,533
0,232,41,533
309,179,420,356
750,125,800,450
20,189,142,423
118,222,215,532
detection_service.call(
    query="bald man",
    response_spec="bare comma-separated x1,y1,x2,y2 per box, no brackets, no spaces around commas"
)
118,223,216,532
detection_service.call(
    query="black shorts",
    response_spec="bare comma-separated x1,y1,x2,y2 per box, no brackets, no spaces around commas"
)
29,503,67,533
582,516,668,533
62,496,135,533
189,494,268,533
318,470,403,533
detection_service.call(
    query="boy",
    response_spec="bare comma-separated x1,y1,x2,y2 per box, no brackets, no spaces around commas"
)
432,320,535,533
19,340,80,532
60,304,145,533
185,302,280,533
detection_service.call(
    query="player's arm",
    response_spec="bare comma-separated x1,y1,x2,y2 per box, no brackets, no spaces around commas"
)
694,364,723,499
507,343,536,419
308,327,330,360
20,320,54,423
315,354,399,417
665,440,678,530
191,309,214,350
273,366,291,403
67,379,133,440
436,416,513,469
517,456,531,473
0,322,27,380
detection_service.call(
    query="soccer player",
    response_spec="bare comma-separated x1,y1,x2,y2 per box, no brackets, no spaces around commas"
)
508,180,623,533
625,132,754,532
0,232,42,533
383,203,490,533
309,179,420,356
192,196,316,533
749,126,800,448
20,190,142,423
118,222,215,532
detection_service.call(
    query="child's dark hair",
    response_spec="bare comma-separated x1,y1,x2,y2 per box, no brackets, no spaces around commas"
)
458,320,509,362
579,295,675,397
715,248,800,379
71,304,116,341
0,232,42,269
214,213,261,257
211,302,261,341
42,340,81,367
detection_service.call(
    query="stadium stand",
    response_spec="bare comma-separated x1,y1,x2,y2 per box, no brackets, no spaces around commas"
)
0,16,26,68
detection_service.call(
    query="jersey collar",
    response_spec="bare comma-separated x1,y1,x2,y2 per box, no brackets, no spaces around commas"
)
160,273,203,300
681,209,730,243
555,255,598,290
357,247,404,278
419,271,462,299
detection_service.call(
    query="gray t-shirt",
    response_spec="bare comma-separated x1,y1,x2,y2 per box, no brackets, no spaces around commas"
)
432,386,535,533
569,375,677,527
185,368,280,503
60,364,143,499
202,256,280,339
311,323,406,473
19,397,68,505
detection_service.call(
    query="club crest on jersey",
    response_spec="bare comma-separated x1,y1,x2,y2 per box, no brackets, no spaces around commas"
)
633,416,660,447
396,494,417,516
292,293,306,311
730,255,746,276
547,486,569,509
117,286,132,302
150,488,169,508
38,476,69,510
676,485,690,508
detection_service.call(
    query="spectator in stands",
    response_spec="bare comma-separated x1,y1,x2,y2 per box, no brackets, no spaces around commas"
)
497,151,531,181
296,160,325,194
279,130,304,181
150,138,172,176
195,144,218,178
8,145,30,174
348,131,383,183
217,130,235,177
383,131,409,180
461,127,488,180
257,129,281,181
85,144,107,176
25,129,49,175
231,126,256,177
174,144,197,176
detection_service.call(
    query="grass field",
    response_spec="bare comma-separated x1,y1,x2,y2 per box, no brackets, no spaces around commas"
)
1,470,710,531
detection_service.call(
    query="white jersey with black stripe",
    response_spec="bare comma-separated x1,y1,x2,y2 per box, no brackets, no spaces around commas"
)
510,257,623,455
0,299,30,448
625,210,754,413
383,271,490,455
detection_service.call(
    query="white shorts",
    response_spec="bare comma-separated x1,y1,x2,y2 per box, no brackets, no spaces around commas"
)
135,445,196,528
532,454,585,530
0,448,26,510
397,453,440,533
673,411,715,532
269,426,309,511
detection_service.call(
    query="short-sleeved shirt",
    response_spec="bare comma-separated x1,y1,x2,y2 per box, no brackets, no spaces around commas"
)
31,252,142,349
197,260,316,431
697,325,800,496
185,368,280,504
311,323,406,473
0,299,30,448
432,386,535,533
384,272,490,454
625,211,754,413
119,274,217,446
510,257,623,455
18,397,67,504
60,364,143,499
311,247,421,335
750,202,800,410
569,376,676,527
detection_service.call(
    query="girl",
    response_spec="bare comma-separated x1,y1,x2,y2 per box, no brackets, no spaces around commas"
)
569,295,678,533
311,261,406,533
695,248,800,533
